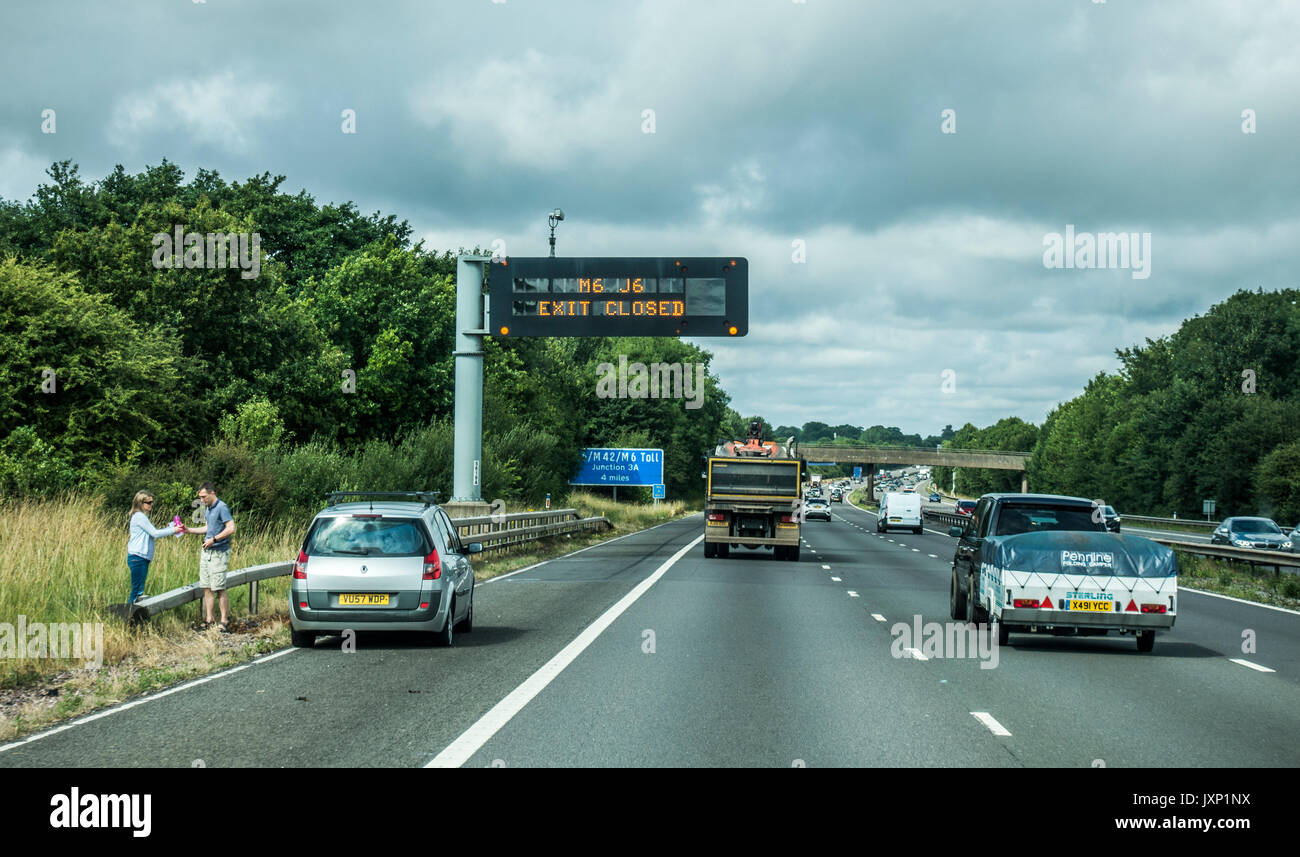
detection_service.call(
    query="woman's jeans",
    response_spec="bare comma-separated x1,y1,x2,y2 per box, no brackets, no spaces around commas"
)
127,554,151,603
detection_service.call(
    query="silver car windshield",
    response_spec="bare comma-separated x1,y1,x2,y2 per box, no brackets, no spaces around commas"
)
307,517,430,557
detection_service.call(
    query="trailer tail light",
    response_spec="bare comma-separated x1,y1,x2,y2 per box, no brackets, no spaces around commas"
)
1013,598,1040,609
293,550,308,579
423,548,442,580
1140,603,1167,613
707,513,727,521
780,514,793,523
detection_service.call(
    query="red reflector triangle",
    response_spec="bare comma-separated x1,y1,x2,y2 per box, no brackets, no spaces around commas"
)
1125,599,1138,612
1041,596,1053,609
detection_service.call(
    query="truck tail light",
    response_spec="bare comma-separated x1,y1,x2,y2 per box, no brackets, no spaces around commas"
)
780,515,793,523
1140,603,1166,613
707,513,726,522
1013,598,1040,608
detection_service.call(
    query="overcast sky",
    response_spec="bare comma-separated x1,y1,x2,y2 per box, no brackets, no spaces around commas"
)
3,0,1297,438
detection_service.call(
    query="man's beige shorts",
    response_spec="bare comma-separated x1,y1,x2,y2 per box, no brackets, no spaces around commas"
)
199,550,230,591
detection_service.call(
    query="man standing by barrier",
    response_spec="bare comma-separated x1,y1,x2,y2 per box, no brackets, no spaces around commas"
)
194,482,235,631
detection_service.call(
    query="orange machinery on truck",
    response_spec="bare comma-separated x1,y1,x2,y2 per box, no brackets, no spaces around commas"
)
704,420,803,561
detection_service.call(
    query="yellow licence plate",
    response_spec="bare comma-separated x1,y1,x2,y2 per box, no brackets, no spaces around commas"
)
889,517,901,522
339,594,389,606
1067,600,1112,612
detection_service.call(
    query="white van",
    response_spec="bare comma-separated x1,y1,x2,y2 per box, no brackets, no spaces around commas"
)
878,492,923,534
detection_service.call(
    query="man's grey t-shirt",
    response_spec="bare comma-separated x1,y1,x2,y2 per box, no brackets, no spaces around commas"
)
205,499,233,551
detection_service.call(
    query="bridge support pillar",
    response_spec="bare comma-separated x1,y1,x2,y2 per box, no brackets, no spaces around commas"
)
1020,472,1028,493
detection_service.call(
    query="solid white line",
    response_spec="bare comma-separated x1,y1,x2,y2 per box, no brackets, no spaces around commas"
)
0,648,300,755
1228,658,1276,673
846,591,859,598
871,613,886,622
1178,586,1300,616
426,533,703,768
971,711,1012,736
481,514,692,585
903,647,928,660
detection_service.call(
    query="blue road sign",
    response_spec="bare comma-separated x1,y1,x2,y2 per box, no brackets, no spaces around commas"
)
652,483,666,499
570,448,665,487
853,466,862,479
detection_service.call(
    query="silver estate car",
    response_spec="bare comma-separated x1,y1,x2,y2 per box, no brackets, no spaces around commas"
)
290,492,482,648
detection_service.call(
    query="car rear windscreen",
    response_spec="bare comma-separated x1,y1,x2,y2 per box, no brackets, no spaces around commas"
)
994,505,1104,536
306,517,430,556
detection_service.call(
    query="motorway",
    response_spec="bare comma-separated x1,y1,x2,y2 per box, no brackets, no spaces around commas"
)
2,502,1297,767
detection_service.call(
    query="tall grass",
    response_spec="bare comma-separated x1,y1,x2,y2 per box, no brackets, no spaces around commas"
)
0,489,690,690
0,493,300,688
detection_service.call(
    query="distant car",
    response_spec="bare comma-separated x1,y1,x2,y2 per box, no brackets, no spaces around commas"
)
1100,505,1121,533
290,492,482,648
902,486,915,494
956,500,977,517
1210,517,1292,551
878,492,923,534
830,489,843,503
929,492,941,503
803,498,832,521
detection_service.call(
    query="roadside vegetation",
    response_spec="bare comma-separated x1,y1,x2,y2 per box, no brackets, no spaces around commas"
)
0,489,690,741
1176,551,1300,610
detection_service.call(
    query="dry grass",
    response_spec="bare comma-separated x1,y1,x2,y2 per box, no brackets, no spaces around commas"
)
0,490,692,740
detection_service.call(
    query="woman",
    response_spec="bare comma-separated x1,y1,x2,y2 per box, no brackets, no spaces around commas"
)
127,490,183,603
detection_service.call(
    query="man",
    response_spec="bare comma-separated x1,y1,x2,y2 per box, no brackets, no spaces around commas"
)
196,482,235,631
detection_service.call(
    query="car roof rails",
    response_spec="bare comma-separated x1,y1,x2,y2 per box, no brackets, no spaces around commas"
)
326,491,442,511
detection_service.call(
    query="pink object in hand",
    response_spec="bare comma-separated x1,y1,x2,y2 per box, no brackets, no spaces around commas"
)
173,515,184,536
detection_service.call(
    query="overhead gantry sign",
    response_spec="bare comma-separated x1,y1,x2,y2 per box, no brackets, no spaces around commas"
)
489,257,748,337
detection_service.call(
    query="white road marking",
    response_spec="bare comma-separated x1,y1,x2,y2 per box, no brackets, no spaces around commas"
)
912,548,920,552
1229,658,1276,673
427,534,703,768
0,648,300,755
928,554,938,558
847,591,859,598
831,576,841,582
1180,586,1300,616
821,564,830,569
871,613,886,622
902,647,928,660
971,711,1012,736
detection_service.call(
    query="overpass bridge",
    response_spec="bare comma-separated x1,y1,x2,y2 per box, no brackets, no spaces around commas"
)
797,444,1032,493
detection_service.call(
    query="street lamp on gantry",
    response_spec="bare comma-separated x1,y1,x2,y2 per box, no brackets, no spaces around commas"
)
547,208,564,257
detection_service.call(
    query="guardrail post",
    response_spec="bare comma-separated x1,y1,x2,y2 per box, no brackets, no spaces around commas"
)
250,579,259,615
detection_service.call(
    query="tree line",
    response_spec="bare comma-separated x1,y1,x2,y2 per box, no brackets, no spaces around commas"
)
0,161,734,522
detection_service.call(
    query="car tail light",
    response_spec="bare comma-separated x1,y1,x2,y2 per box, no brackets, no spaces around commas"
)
707,513,726,521
1140,603,1166,613
423,548,442,580
293,550,308,579
299,601,307,608
1013,598,1040,608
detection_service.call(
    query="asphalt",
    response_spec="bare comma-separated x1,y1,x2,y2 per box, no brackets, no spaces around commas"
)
2,503,1296,767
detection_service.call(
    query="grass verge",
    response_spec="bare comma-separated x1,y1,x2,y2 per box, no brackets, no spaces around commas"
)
0,490,693,741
